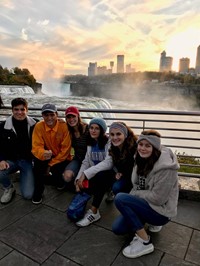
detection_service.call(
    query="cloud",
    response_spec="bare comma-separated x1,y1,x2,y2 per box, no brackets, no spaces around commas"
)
37,20,49,26
0,0,200,81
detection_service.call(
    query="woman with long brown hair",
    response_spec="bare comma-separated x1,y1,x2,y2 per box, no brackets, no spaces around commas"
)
0,96,4,108
63,106,89,185
106,122,137,202
74,117,113,227
112,130,179,259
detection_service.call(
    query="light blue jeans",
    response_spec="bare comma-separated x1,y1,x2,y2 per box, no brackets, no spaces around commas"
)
0,159,34,199
112,193,170,235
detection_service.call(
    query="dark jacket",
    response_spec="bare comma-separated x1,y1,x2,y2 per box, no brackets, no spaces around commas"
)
113,145,136,179
0,115,37,161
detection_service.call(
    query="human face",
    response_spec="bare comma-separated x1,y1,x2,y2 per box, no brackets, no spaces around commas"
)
12,104,27,120
89,124,101,140
42,112,58,128
66,114,78,127
137,139,153,158
110,128,126,149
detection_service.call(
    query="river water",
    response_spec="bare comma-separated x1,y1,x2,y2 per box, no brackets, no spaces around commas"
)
1,82,199,111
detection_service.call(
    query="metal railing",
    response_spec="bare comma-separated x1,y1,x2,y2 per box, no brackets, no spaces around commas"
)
1,106,200,180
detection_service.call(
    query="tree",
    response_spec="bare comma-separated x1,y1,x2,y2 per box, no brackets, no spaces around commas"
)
0,66,37,88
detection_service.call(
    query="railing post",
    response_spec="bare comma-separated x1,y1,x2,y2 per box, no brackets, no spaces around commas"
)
142,120,146,131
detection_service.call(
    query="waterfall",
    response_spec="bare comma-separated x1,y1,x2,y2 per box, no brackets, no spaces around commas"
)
0,85,35,94
0,90,115,122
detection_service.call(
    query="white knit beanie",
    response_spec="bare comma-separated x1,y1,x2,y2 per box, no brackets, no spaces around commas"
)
137,134,161,150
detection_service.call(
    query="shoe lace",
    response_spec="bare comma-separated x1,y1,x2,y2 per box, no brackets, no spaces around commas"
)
130,235,139,245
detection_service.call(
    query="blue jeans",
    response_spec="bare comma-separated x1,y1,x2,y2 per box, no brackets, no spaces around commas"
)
112,178,132,195
0,159,34,199
64,158,82,179
112,193,170,235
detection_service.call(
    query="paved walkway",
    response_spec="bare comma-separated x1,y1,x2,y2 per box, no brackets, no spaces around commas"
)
0,178,200,266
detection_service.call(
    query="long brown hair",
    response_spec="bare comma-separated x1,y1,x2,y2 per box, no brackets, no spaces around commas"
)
136,130,161,177
87,125,108,149
0,96,3,108
109,122,138,163
67,115,87,136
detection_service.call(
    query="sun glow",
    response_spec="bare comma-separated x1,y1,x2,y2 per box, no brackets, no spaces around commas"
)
166,29,200,71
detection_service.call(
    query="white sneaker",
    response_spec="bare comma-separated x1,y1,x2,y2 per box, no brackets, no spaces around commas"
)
1,186,16,204
122,234,154,258
76,209,101,227
148,224,162,233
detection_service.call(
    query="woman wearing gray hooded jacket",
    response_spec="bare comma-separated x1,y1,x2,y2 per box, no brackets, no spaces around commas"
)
112,130,179,259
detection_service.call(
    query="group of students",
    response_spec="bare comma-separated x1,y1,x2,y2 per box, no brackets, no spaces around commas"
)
0,97,179,259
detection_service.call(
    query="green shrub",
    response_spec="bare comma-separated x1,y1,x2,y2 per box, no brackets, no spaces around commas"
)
175,152,200,174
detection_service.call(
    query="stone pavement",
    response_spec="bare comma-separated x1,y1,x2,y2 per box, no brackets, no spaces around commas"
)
0,179,200,266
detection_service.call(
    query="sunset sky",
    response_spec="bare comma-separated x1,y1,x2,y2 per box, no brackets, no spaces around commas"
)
0,0,200,83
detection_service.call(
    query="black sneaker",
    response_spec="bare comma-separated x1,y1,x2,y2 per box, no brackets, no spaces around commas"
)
32,195,42,204
56,185,66,191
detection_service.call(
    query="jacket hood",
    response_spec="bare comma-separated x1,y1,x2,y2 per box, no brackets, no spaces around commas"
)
4,115,36,130
151,146,179,174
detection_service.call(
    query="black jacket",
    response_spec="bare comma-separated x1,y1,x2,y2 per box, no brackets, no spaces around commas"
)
0,115,38,161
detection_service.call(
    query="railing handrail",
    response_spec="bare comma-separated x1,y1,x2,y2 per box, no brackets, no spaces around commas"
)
1,106,200,116
1,106,200,180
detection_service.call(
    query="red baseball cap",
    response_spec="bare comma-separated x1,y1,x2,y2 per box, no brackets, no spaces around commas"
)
65,106,79,116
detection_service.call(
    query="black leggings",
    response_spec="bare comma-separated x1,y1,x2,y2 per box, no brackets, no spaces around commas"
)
86,170,115,209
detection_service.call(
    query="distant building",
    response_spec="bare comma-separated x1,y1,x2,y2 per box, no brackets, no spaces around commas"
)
126,64,135,73
88,62,97,76
159,51,173,72
195,45,200,74
110,61,114,73
117,55,124,73
179,58,190,74
107,69,112,74
97,66,108,75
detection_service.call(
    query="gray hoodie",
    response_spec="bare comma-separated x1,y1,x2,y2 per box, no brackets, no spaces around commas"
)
130,146,179,218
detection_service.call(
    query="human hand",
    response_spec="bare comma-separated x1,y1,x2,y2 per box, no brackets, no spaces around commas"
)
115,172,122,180
0,160,9,170
76,174,86,191
44,150,52,160
75,180,80,192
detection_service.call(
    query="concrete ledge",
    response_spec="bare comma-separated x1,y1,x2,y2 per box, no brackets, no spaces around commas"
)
179,189,200,201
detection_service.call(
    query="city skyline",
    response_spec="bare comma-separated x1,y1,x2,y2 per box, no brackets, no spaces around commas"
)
0,1,200,83
88,45,200,75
